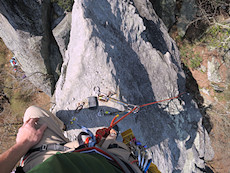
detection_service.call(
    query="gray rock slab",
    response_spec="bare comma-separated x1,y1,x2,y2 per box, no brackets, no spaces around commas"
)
52,0,213,172
0,0,63,95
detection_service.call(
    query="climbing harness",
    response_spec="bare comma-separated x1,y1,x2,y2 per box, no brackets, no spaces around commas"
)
75,123,97,147
73,147,127,172
20,144,71,166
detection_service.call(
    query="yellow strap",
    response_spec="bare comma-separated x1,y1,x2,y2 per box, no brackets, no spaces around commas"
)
148,163,161,173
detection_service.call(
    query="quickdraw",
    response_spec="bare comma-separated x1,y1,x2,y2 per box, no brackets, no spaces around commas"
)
98,92,139,113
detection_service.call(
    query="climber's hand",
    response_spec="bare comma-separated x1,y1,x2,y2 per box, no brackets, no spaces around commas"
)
16,118,47,148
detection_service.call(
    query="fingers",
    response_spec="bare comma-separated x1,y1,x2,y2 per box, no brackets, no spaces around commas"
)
37,124,47,136
23,118,32,126
27,118,39,127
23,118,47,136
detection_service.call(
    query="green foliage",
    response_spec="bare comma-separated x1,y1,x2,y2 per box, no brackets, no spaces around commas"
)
51,0,74,12
0,38,8,67
190,54,203,69
200,23,230,50
179,43,203,69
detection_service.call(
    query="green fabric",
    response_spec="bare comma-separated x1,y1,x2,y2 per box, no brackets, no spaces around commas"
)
27,152,123,173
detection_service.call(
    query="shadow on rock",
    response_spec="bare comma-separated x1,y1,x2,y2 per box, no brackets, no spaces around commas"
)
182,63,213,133
56,92,201,171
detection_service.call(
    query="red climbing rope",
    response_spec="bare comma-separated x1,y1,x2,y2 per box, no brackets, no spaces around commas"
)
95,92,186,144
139,92,186,108
110,107,138,127
109,92,186,128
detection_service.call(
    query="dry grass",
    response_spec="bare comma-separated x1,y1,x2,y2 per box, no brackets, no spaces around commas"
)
206,102,230,173
0,39,51,154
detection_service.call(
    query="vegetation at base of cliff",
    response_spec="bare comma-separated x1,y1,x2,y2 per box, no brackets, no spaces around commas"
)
199,22,230,50
51,0,74,12
1,39,32,117
3,77,33,116
0,39,8,67
178,40,203,69
172,1,230,171
175,0,230,70
0,38,23,153
215,84,230,102
0,39,51,153
176,21,229,70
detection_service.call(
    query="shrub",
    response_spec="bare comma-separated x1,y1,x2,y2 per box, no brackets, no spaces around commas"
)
200,23,230,51
179,42,203,69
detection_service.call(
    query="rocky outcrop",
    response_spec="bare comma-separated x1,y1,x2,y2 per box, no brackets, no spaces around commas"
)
149,0,177,29
0,0,214,172
208,57,222,83
52,3,72,60
52,0,213,172
0,0,64,95
150,0,197,36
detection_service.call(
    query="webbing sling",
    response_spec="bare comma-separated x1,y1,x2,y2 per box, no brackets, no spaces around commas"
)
27,144,70,153
20,143,70,166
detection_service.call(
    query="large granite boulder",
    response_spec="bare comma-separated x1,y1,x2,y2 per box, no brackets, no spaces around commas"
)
0,0,64,95
52,0,213,172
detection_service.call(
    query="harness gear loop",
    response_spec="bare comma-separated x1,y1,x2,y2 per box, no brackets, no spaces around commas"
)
76,123,97,147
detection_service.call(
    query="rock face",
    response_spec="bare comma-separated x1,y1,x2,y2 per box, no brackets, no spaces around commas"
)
150,0,177,29
52,0,213,172
0,0,213,172
150,0,197,36
208,57,222,83
176,0,197,36
0,0,65,95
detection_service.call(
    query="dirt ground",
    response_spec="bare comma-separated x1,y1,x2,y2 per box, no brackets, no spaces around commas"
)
0,40,51,154
0,92,51,154
186,45,230,173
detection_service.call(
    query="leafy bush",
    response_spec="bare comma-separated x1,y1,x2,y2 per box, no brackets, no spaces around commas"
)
200,23,230,50
190,54,203,69
179,43,203,69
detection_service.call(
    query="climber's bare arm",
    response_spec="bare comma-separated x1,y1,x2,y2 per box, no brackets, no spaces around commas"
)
0,118,47,173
